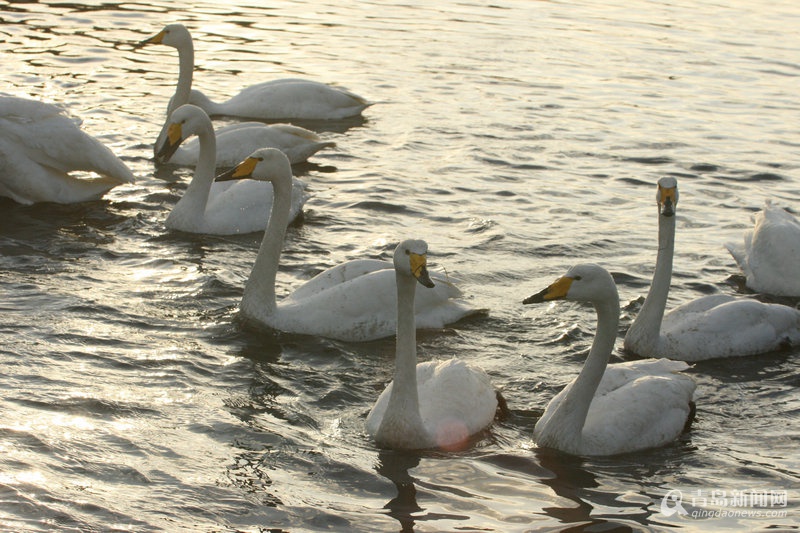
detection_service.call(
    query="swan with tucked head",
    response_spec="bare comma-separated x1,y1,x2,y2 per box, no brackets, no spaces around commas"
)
623,177,800,360
524,263,696,456
0,96,134,205
215,148,483,342
140,24,369,155
366,239,498,451
156,105,307,235
725,201,800,297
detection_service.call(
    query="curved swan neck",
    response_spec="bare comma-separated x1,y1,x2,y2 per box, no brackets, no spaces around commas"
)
242,173,293,317
176,121,216,214
552,296,619,451
628,212,675,351
171,38,194,113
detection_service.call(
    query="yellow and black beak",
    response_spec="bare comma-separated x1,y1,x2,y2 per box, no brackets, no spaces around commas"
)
215,155,260,182
155,122,183,163
658,182,677,217
522,275,573,304
140,29,165,46
409,252,435,288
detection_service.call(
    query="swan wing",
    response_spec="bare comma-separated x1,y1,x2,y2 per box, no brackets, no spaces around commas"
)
168,177,307,235
367,359,497,449
195,79,370,120
727,204,800,296
580,359,695,455
0,97,134,204
661,296,800,360
279,268,480,342
170,122,334,167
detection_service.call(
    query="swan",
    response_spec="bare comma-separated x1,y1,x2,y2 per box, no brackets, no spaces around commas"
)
161,120,335,167
623,177,800,361
157,105,307,235
0,96,134,205
141,24,369,153
365,239,498,451
725,202,800,297
215,148,483,342
524,263,696,456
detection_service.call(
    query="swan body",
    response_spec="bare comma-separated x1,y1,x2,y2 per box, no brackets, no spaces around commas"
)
524,264,696,456
365,240,498,451
141,24,369,153
725,202,800,297
157,105,307,235
0,96,134,204
216,148,483,342
623,177,800,361
164,121,335,167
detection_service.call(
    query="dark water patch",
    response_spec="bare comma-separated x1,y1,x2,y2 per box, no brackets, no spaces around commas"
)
690,162,719,172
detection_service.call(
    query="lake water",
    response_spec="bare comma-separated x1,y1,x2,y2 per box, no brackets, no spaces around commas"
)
1,1,798,531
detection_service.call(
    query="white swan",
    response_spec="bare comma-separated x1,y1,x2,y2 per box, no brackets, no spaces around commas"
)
725,202,800,297
365,239,498,451
157,105,307,235
215,148,483,342
0,96,134,205
623,177,800,361
162,120,335,167
141,24,369,153
524,263,696,456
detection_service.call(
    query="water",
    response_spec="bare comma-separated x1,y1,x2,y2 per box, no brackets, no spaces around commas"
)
1,1,798,531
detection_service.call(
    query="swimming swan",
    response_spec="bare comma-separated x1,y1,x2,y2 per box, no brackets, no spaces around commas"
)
366,239,498,451
623,177,800,361
157,105,307,235
141,24,369,153
0,96,134,205
162,120,335,167
524,263,696,456
215,148,482,342
725,202,800,297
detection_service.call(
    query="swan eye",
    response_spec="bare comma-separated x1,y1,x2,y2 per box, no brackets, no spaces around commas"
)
573,276,582,281
404,249,410,256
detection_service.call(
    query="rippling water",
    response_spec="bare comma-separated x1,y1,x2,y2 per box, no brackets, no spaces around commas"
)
1,1,799,531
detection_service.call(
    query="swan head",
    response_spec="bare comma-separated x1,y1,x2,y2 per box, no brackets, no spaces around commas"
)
215,147,292,184
394,239,435,288
141,23,192,49
523,263,616,306
156,104,211,163
657,177,678,217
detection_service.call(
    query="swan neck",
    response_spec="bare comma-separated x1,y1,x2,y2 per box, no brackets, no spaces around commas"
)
174,122,216,216
628,213,675,351
172,39,194,113
242,174,293,317
556,296,619,450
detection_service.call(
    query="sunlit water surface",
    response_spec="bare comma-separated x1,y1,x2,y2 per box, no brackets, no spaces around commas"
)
1,1,798,531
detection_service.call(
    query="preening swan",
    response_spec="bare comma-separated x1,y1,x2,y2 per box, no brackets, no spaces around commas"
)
157,105,307,235
215,148,483,342
141,23,369,153
725,202,800,297
623,177,800,361
0,96,134,205
365,240,498,451
524,263,696,456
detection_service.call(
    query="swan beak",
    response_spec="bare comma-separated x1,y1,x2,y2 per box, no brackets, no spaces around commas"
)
215,156,259,182
410,253,435,288
155,122,183,163
658,183,677,217
523,276,573,304
140,29,165,46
